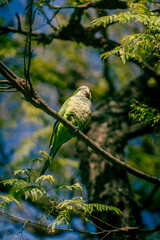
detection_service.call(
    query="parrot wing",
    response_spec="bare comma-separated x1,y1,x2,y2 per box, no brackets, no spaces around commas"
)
49,120,59,150
40,99,71,176
40,87,91,176
49,97,72,150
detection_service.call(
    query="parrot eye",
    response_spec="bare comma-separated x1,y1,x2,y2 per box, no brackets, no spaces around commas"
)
67,112,75,121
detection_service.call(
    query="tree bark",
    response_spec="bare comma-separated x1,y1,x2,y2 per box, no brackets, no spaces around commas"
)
77,76,159,239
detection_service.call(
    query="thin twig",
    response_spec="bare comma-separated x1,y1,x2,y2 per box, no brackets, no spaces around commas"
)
0,25,37,36
100,232,111,240
0,209,104,236
0,61,17,80
48,2,91,10
75,209,105,232
38,7,58,31
27,0,33,79
24,34,28,81
0,210,160,236
91,214,117,229
0,86,14,90
15,13,22,31
0,90,18,92
24,0,34,93
48,5,77,9
143,185,160,208
0,80,12,84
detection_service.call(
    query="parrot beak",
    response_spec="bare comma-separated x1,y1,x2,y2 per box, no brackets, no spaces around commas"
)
85,88,90,99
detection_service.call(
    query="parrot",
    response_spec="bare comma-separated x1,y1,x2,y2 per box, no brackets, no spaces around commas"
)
39,86,92,176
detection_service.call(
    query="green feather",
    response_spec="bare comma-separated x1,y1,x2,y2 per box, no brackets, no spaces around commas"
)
40,86,91,176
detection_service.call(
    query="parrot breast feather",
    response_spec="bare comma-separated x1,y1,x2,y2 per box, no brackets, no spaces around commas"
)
49,93,91,158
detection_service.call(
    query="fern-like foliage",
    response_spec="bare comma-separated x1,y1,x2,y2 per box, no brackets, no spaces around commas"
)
49,209,71,231
84,203,122,215
36,174,55,184
49,196,122,232
0,194,20,210
59,182,83,192
92,3,160,63
1,152,122,233
1,177,47,201
129,99,160,131
1,158,49,202
68,0,91,6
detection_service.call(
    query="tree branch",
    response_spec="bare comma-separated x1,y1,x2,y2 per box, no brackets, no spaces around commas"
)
0,80,12,84
1,23,160,81
24,0,34,94
48,0,127,10
0,210,160,237
0,61,160,185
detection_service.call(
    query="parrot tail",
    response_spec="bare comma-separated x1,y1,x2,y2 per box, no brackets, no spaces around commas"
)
39,159,50,176
39,146,60,176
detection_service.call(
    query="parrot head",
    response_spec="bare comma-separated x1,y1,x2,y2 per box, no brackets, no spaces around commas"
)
73,86,91,100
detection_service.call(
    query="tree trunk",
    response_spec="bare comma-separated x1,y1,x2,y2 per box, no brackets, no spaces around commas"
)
77,83,148,240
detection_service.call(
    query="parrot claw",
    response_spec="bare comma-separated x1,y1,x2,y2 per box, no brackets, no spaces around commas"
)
74,126,79,134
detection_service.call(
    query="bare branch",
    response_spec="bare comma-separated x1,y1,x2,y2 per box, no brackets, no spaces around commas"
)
48,0,127,10
143,185,160,208
0,25,36,36
0,80,12,84
0,86,14,90
0,90,18,92
0,62,17,80
48,3,90,10
15,13,22,32
0,86,17,92
27,0,33,78
38,6,58,31
24,0,34,94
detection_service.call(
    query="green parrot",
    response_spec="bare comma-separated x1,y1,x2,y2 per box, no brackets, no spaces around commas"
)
40,86,92,176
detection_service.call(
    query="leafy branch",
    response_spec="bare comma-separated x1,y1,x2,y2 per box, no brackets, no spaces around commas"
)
0,60,160,185
1,2,160,81
92,3,160,64
0,209,160,237
129,99,160,131
0,162,121,235
0,163,159,237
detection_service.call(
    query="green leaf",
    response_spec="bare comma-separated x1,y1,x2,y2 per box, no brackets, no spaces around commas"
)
93,2,160,63
49,209,71,232
0,194,20,209
84,203,122,215
57,197,85,210
24,186,46,201
36,175,55,184
0,178,22,186
14,168,32,176
59,183,83,192
129,99,160,131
